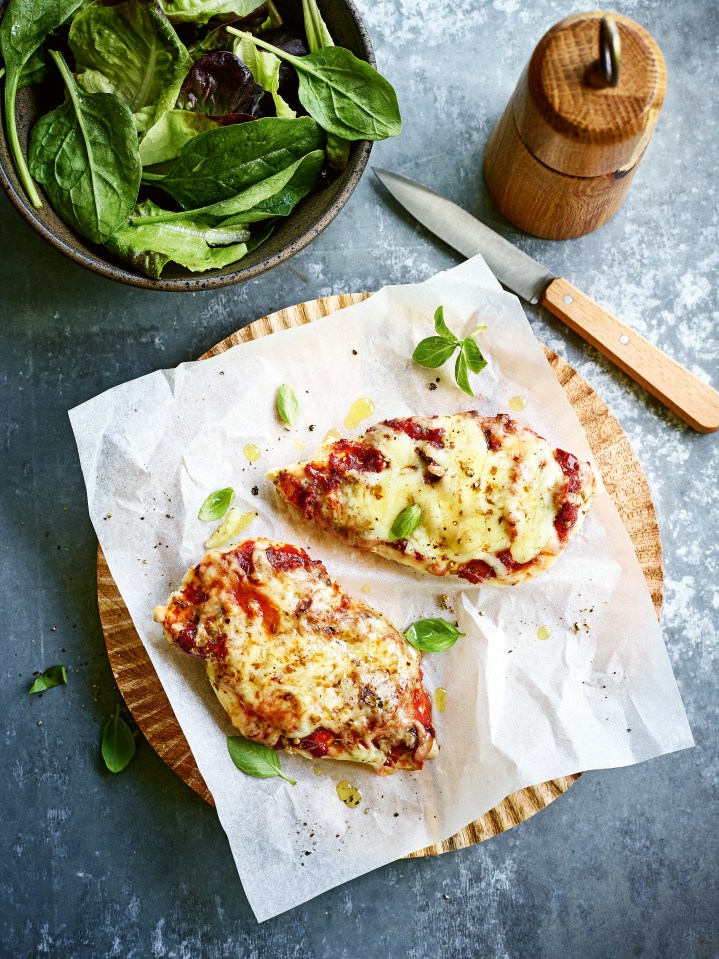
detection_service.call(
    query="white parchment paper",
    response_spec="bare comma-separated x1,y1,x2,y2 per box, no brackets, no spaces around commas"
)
70,257,693,922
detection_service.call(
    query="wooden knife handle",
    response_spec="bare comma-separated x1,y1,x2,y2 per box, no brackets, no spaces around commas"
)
541,278,719,433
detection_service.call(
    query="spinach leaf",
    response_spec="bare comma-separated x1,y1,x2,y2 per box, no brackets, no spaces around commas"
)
300,0,348,172
29,664,67,694
142,115,324,208
403,618,464,653
28,51,142,244
69,0,192,135
101,705,137,773
0,0,86,207
19,47,47,88
139,110,221,166
178,51,262,117
158,0,267,25
139,148,324,225
106,200,254,278
234,34,296,119
227,734,296,784
228,29,401,141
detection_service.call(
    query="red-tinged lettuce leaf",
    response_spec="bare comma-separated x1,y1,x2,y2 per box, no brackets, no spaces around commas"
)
178,51,263,116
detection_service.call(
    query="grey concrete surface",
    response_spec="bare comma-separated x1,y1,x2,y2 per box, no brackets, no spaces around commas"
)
1,1,717,956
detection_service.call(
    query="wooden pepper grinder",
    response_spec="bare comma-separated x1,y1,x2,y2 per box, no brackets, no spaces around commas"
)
483,12,666,239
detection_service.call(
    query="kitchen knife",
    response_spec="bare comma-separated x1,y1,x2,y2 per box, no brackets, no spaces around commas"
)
373,167,719,434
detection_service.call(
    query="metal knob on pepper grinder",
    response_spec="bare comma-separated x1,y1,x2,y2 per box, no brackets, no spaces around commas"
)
483,12,667,239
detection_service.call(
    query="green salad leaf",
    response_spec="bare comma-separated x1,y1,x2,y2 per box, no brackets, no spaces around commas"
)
139,110,220,166
233,34,296,120
228,29,401,141
29,664,67,694
389,503,422,541
69,0,192,134
403,618,464,652
101,705,137,773
28,51,141,244
300,0,349,172
301,0,334,52
0,0,86,207
227,734,297,784
107,200,256,278
139,148,324,225
158,0,266,24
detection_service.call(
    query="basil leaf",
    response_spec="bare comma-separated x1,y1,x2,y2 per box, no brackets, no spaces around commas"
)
389,503,422,541
199,486,235,521
142,115,324,209
101,705,137,774
227,735,297,784
276,383,299,427
158,0,267,25
412,336,458,369
228,30,401,141
0,0,85,207
454,349,474,397
404,618,464,652
28,52,141,244
462,336,487,375
69,0,192,135
29,665,67,694
433,306,458,343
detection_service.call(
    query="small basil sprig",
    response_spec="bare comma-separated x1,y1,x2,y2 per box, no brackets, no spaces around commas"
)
404,618,464,652
198,487,234,522
276,384,300,428
29,665,67,694
101,705,137,774
413,306,487,397
390,503,422,541
227,735,297,785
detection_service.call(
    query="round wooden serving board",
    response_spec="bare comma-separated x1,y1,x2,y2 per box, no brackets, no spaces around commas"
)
97,293,662,859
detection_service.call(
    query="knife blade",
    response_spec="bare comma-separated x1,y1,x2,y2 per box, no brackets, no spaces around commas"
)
374,167,719,434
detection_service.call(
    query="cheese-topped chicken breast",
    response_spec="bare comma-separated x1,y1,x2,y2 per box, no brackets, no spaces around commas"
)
154,538,437,774
273,412,597,586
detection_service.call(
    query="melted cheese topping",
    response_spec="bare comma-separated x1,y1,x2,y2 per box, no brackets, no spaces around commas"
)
156,539,437,774
274,413,597,584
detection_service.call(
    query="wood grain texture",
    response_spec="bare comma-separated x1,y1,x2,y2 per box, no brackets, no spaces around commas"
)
542,279,719,433
97,293,663,859
483,103,640,240
483,11,665,238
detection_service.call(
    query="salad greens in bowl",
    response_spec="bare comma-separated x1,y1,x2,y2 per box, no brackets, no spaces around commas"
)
0,0,399,290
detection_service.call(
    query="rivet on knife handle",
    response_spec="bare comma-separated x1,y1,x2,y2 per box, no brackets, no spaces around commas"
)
541,278,719,433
